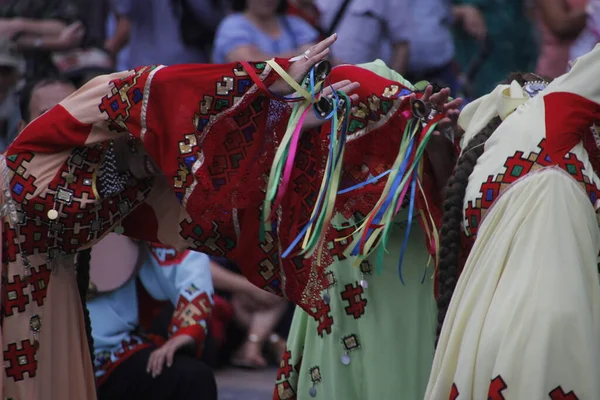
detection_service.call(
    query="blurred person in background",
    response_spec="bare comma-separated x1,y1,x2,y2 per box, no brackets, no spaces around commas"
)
287,0,322,32
88,241,217,400
18,76,76,132
452,0,538,98
107,0,226,68
570,0,600,60
535,0,587,78
405,0,458,94
315,0,411,74
0,0,84,79
0,38,22,151
213,0,318,64
209,257,289,369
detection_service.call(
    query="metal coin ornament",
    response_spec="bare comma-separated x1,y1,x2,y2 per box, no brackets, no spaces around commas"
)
323,292,331,305
47,209,58,220
360,279,369,289
114,225,125,235
309,386,317,397
341,353,351,365
411,99,431,120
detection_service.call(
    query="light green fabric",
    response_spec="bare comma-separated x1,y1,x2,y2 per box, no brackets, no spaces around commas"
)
275,212,437,400
358,59,416,90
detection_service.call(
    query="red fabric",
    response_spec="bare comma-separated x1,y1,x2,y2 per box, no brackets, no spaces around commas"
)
172,325,206,358
9,105,92,155
544,92,600,162
7,60,443,319
208,295,233,347
287,3,321,31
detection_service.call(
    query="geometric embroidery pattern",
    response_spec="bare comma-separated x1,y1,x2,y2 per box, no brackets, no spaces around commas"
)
4,340,38,381
312,303,334,338
488,375,507,400
465,139,600,237
5,144,153,262
341,334,361,352
277,348,293,380
449,383,459,400
340,282,367,319
549,386,579,400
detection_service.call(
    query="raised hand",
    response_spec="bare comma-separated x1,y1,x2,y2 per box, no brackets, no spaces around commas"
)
269,33,337,96
302,79,361,130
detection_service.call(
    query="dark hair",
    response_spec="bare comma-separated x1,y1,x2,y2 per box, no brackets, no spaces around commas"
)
231,0,288,13
18,76,75,123
76,248,95,366
435,72,544,344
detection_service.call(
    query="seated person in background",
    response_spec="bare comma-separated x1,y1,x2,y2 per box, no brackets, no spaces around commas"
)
0,38,22,151
87,238,217,400
0,0,85,79
212,0,318,63
210,257,290,369
17,75,76,132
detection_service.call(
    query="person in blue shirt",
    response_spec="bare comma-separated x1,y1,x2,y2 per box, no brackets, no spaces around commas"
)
213,0,318,63
88,240,217,400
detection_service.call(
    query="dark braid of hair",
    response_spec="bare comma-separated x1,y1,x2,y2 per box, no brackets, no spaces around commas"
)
435,72,536,345
76,248,95,365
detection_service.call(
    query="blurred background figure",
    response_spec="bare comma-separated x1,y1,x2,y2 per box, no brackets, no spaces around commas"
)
213,0,318,63
17,76,76,132
0,39,22,151
287,0,322,32
535,0,587,78
451,0,538,98
570,0,600,62
0,0,84,79
107,0,227,69
405,0,457,94
88,240,217,400
208,257,290,369
316,0,411,74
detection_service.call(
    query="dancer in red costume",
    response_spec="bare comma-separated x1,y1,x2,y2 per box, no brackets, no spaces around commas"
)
1,31,458,398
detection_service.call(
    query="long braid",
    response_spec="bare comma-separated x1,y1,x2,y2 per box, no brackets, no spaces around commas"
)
76,248,94,365
435,72,538,344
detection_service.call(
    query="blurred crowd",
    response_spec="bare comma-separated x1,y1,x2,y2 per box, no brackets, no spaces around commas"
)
2,0,599,152
1,0,598,398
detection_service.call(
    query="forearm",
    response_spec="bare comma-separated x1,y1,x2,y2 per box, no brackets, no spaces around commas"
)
14,34,74,52
390,41,409,75
210,262,251,293
17,18,67,36
105,16,130,55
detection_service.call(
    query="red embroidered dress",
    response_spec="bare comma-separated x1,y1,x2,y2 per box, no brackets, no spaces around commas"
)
0,59,442,399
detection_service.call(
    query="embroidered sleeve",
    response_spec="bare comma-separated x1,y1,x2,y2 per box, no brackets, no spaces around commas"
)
145,243,214,357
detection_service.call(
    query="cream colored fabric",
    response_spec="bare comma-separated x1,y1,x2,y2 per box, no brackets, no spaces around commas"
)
426,168,600,399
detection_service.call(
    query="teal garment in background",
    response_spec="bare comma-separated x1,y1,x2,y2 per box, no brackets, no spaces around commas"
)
453,0,538,98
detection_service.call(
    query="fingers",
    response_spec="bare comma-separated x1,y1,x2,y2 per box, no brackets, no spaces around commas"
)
166,345,176,368
442,98,463,113
322,79,352,95
310,33,337,56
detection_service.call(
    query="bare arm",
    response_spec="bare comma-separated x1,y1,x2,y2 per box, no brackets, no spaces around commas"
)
209,261,253,293
225,43,313,63
105,15,131,57
2,17,68,37
538,0,587,39
14,21,84,52
389,41,409,76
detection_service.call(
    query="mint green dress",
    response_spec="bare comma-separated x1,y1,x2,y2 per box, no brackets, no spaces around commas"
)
273,61,438,400
274,210,437,400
